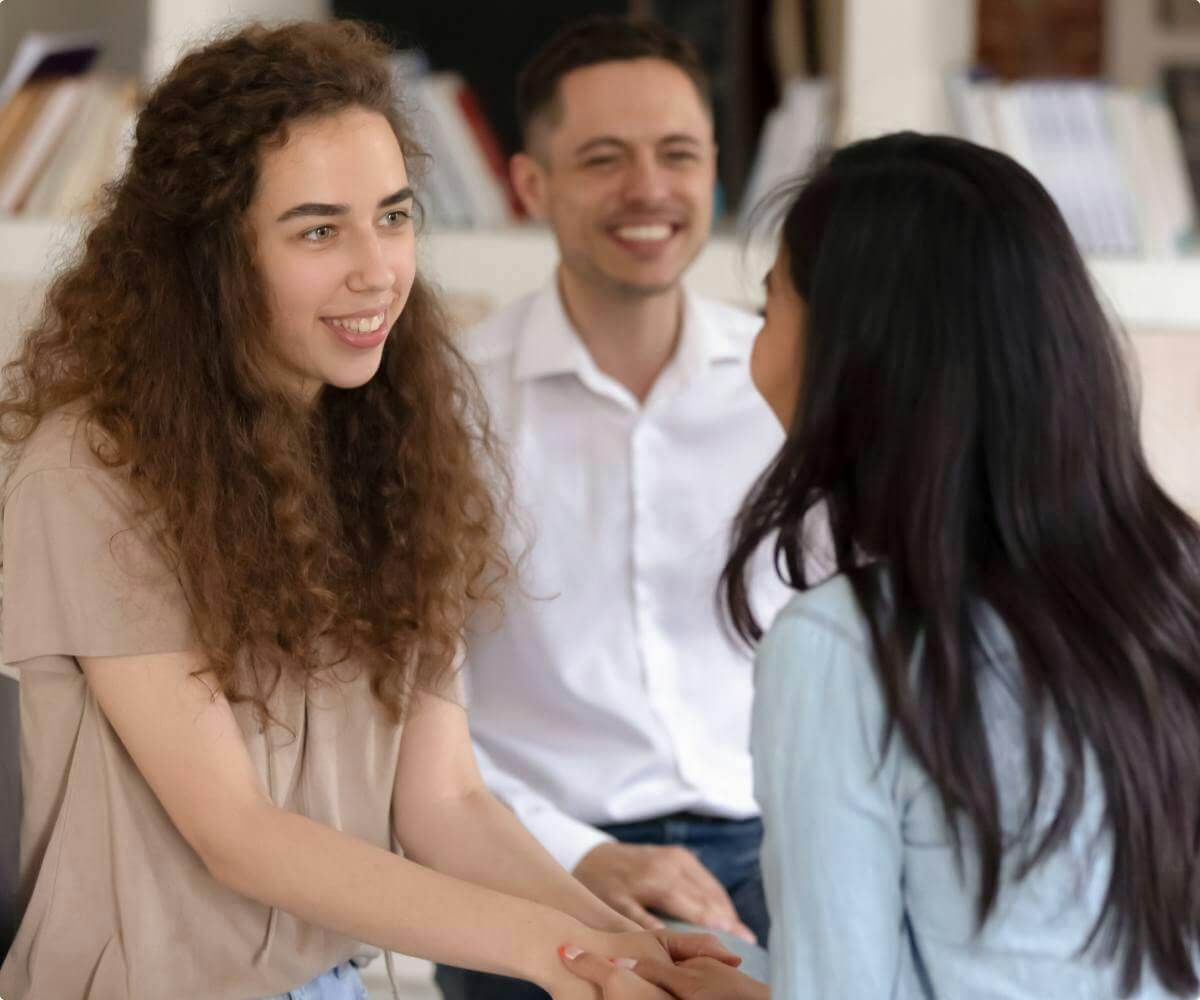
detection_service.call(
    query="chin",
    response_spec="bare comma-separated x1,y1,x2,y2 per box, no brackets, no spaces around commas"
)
323,360,385,391
610,254,700,294
606,265,687,297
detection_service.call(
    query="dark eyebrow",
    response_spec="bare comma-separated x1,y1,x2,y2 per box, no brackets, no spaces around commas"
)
276,186,413,223
378,186,415,208
573,137,626,158
573,134,705,159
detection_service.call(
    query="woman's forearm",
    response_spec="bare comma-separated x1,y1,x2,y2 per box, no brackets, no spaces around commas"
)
209,801,597,991
397,787,635,934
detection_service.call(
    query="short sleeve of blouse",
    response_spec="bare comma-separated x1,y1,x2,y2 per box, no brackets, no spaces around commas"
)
2,464,196,666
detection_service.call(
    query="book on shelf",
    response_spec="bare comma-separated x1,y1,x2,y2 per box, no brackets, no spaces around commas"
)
975,0,1103,79
389,51,521,230
0,78,88,213
1160,0,1200,29
1165,66,1200,236
947,72,1196,258
0,30,138,219
738,77,832,227
22,77,139,219
0,30,100,107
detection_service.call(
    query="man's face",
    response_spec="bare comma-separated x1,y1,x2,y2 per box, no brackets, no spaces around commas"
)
515,58,717,299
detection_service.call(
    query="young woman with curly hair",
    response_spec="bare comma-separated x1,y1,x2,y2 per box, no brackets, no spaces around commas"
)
0,21,732,1000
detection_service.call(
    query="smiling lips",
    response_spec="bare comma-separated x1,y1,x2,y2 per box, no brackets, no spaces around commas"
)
615,223,674,242
609,220,682,257
322,306,390,349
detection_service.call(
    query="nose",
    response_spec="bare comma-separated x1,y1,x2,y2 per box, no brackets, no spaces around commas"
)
621,150,670,205
347,231,396,292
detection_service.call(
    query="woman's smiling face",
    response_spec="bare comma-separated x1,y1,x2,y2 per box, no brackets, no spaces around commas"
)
245,106,416,401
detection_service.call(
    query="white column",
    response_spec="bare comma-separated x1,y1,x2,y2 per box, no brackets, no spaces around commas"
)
838,0,975,142
145,0,330,81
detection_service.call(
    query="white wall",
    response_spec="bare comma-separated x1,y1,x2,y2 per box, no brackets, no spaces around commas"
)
839,0,975,141
145,0,331,80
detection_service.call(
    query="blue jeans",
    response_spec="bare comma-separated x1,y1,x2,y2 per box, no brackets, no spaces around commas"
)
259,960,368,1000
434,813,768,1000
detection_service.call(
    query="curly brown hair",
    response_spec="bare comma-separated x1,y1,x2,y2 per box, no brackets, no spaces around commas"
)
0,20,510,725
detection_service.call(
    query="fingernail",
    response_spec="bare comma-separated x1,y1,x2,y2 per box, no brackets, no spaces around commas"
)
611,957,637,970
560,945,582,960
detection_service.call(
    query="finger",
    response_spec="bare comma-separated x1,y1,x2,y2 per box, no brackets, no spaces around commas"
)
559,946,621,987
673,861,755,943
682,888,752,941
675,861,746,928
730,922,758,944
628,957,699,995
703,914,756,945
613,895,666,931
654,930,743,967
641,875,736,936
643,884,718,928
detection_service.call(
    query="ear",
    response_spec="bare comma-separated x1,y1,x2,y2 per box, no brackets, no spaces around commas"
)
510,152,549,220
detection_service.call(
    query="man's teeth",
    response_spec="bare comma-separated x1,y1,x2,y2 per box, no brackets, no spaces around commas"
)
329,312,385,334
615,224,673,242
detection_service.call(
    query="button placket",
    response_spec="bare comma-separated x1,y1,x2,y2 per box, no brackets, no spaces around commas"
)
630,418,694,785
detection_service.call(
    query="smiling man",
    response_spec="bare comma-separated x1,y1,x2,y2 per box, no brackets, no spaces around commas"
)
439,18,788,1000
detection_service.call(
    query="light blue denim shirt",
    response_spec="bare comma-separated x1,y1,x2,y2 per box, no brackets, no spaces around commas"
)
751,574,1181,999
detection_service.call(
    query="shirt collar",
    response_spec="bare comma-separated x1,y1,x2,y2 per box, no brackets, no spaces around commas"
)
512,276,746,385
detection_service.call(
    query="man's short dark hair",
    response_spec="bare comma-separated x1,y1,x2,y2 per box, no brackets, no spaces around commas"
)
516,16,712,150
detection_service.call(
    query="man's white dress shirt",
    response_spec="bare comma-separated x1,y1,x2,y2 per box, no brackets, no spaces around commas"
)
461,280,789,872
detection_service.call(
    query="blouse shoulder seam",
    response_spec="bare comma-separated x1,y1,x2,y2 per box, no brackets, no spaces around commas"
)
775,603,871,657
5,462,124,507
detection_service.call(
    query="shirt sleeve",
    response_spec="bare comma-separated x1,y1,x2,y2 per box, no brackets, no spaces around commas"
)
472,739,614,872
2,465,196,666
458,655,614,872
751,603,906,998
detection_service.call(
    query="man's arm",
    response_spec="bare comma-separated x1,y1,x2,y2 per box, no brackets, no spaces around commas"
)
471,737,619,873
468,713,755,942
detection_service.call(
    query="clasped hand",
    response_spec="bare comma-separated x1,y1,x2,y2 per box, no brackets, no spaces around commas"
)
554,930,768,1000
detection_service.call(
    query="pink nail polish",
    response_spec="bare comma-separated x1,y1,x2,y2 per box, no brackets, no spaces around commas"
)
562,945,583,960
612,957,637,970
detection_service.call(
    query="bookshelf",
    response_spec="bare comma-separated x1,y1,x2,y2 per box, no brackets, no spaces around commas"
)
0,0,331,87
1,0,1200,330
1106,0,1200,90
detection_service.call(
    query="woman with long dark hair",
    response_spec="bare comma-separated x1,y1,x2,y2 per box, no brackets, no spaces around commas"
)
0,21,733,1000
560,132,1200,997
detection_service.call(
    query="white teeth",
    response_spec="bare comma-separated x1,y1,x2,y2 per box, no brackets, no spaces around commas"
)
616,224,672,242
329,312,385,334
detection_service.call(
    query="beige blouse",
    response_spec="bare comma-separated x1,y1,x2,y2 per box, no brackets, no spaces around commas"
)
0,409,405,1000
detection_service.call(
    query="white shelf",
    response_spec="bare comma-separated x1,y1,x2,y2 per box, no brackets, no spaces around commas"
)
2,216,1199,331
4,0,1199,332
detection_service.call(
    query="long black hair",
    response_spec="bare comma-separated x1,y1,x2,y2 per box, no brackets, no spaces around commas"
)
722,132,1200,995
